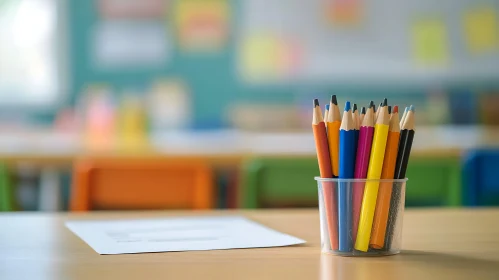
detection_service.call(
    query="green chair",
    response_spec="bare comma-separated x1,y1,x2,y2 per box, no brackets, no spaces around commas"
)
404,157,462,207
0,163,14,211
240,157,319,208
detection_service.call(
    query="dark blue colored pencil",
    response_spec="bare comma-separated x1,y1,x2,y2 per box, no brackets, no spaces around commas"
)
338,101,356,252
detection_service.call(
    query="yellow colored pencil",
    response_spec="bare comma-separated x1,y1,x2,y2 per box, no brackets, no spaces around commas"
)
327,95,341,177
354,98,390,252
374,102,382,123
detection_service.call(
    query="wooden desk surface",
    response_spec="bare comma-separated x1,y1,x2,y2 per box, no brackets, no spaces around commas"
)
1,209,499,280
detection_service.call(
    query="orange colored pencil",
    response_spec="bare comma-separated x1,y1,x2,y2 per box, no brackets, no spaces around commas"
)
313,99,332,179
327,95,341,177
370,105,401,249
312,99,338,250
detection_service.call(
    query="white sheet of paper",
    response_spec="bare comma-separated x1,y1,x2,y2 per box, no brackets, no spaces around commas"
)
66,216,305,255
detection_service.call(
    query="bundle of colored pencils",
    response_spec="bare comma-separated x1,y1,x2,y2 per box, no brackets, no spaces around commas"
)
312,96,415,252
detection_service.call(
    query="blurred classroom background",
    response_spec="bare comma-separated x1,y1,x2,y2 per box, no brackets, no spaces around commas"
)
0,0,498,212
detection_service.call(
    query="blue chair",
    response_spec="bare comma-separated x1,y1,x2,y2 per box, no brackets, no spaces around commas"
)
462,150,499,206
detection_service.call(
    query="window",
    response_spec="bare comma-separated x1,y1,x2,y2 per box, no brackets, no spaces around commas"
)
0,0,64,106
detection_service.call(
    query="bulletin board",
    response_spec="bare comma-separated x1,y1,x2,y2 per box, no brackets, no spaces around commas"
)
68,0,496,127
238,0,499,84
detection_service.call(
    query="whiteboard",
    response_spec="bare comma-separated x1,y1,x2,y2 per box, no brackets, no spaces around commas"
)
238,0,499,84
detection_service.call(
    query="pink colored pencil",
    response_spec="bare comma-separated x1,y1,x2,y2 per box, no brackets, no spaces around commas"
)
352,102,375,242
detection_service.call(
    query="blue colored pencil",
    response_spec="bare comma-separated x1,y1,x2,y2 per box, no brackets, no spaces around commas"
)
338,101,356,252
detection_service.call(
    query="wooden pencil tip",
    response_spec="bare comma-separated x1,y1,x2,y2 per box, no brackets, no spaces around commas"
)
369,100,375,109
393,105,399,113
325,104,330,110
344,101,351,112
388,106,392,114
353,103,358,112
361,107,366,114
382,98,388,106
409,105,415,112
314,99,320,107
331,95,337,105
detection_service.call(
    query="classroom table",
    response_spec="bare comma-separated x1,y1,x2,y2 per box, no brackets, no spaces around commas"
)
5,128,487,211
3,125,499,166
1,209,498,280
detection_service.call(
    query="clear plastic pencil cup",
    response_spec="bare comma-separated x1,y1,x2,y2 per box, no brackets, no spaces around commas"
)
315,177,408,256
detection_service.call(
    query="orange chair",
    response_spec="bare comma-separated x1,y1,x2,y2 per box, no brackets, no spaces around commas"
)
70,159,215,211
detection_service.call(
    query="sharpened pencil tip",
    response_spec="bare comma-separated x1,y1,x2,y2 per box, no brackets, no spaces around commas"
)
382,98,388,106
404,107,408,113
344,101,351,111
331,95,337,105
388,106,392,114
325,104,330,110
353,103,357,112
409,105,415,112
314,99,320,107
361,107,366,114
393,105,399,113
369,101,375,109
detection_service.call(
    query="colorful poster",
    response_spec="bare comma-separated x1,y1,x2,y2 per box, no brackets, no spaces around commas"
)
463,6,498,54
174,0,229,52
412,17,448,65
239,33,302,81
240,34,279,80
98,0,167,19
325,0,363,26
